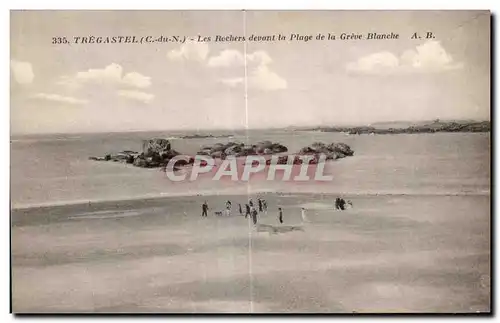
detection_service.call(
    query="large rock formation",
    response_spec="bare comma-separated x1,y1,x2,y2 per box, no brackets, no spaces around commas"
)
90,139,354,169
196,140,288,158
89,138,183,169
298,142,354,160
142,138,171,157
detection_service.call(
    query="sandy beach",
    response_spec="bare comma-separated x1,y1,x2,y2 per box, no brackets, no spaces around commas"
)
11,192,490,313
10,9,491,315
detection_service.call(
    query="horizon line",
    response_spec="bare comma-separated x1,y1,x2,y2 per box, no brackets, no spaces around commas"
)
10,118,491,137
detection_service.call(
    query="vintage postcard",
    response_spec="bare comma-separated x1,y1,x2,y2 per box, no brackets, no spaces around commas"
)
10,10,491,313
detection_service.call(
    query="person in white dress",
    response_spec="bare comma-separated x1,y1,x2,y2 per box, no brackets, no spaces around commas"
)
301,207,310,223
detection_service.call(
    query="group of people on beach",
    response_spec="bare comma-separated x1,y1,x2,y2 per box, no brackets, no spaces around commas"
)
201,198,272,224
202,198,268,225
201,196,353,225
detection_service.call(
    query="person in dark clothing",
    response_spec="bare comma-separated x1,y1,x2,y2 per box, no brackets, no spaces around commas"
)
338,198,346,211
202,201,208,217
258,198,263,212
335,197,340,210
278,207,283,224
245,204,251,218
238,203,243,216
251,207,258,225
249,199,254,207
225,200,232,216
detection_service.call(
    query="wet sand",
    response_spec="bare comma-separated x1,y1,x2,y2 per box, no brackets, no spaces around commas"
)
11,193,490,313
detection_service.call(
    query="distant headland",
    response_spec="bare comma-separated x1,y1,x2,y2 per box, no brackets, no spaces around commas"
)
180,134,233,139
298,120,490,135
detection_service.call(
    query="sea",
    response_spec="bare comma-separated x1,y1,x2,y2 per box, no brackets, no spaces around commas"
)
10,130,490,208
10,130,492,313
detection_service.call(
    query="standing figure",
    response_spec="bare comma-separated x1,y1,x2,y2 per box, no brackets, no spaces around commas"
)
258,198,263,212
245,204,251,218
251,206,258,225
278,207,283,224
202,201,208,217
250,206,258,225
238,203,243,216
301,207,310,223
263,200,268,213
335,197,340,210
249,199,254,207
225,200,232,216
338,198,346,211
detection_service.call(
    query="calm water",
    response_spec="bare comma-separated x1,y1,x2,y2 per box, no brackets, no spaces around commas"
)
10,131,490,208
11,131,491,313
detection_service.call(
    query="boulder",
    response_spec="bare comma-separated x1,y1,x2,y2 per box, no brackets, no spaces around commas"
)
142,138,171,157
133,156,148,167
92,139,183,169
298,142,354,160
311,142,327,149
160,149,181,160
89,156,104,161
256,140,273,149
211,151,224,159
328,143,354,156
299,146,316,155
224,143,244,155
210,143,226,153
197,148,212,156
270,143,288,153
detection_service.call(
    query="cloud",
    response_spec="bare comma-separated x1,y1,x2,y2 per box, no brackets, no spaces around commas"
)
167,41,209,62
32,93,87,105
117,90,154,103
167,40,285,90
209,49,286,91
122,72,151,88
248,51,273,66
346,40,463,74
402,41,464,70
56,75,82,91
249,65,287,90
207,50,272,68
168,42,286,90
64,63,151,88
346,52,399,73
207,49,244,67
221,66,287,91
11,60,34,84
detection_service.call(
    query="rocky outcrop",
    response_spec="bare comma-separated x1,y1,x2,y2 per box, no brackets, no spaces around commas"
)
181,134,232,139
196,141,288,158
298,142,354,160
90,139,184,169
303,120,491,135
142,138,171,157
90,139,353,169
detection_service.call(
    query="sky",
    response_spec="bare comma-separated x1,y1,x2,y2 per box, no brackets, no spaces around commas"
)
10,10,490,134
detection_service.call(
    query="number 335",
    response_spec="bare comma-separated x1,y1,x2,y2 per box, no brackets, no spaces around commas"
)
52,37,69,44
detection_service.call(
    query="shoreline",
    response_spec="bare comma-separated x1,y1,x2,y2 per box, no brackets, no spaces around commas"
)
11,189,490,211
